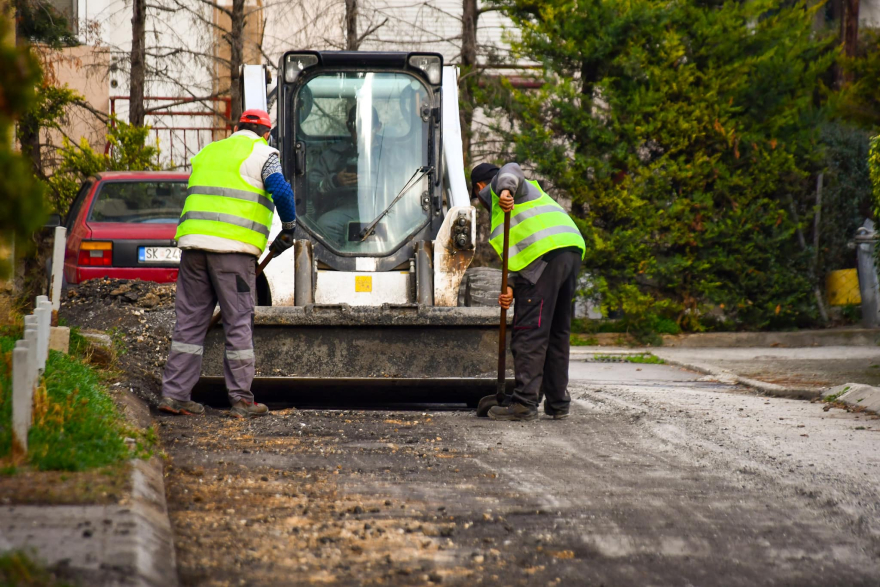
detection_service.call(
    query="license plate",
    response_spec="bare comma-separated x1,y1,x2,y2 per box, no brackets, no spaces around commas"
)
139,246,181,263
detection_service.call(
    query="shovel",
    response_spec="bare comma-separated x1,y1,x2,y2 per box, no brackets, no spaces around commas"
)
208,248,276,330
476,210,511,417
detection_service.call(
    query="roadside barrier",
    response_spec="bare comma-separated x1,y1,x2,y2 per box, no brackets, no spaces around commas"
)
11,295,52,455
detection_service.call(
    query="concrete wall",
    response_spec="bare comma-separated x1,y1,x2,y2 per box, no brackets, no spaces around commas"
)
862,0,880,27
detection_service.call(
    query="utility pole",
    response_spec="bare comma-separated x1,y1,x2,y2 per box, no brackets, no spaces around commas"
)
130,0,147,126
345,0,358,50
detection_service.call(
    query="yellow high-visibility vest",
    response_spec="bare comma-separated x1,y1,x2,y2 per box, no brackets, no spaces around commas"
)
176,134,275,252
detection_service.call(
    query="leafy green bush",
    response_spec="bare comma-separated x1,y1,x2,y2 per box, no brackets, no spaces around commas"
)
482,0,836,334
816,124,873,272
48,118,163,217
837,29,880,129
0,335,133,471
870,135,880,221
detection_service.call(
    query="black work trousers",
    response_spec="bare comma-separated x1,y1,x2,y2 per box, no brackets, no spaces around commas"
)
510,250,580,409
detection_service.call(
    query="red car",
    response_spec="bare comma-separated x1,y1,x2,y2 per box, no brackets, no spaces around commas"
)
64,171,190,285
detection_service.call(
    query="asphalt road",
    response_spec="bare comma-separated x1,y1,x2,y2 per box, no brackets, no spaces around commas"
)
159,360,880,586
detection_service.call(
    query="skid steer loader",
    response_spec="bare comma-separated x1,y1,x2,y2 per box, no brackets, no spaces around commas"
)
199,51,512,400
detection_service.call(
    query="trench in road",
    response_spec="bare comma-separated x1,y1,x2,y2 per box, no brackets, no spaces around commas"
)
158,361,880,586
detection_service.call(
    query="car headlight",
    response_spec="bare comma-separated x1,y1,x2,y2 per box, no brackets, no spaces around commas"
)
409,54,442,85
285,54,319,83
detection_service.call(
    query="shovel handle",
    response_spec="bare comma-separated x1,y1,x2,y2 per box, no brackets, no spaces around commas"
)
208,249,276,330
497,210,511,399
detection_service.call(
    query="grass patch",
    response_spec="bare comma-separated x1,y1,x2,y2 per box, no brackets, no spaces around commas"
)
624,353,666,365
823,386,850,403
1,335,153,472
594,353,666,364
571,318,627,334
0,550,76,587
570,334,599,346
67,327,91,359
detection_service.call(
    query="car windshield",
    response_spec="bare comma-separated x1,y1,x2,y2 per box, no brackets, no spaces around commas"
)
88,181,188,224
295,72,431,255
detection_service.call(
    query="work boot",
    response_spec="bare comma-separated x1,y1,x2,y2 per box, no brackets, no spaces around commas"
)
544,403,570,420
229,399,269,419
158,396,205,416
488,402,537,421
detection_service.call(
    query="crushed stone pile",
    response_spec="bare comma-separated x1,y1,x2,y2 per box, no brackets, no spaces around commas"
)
61,279,180,404
66,278,176,310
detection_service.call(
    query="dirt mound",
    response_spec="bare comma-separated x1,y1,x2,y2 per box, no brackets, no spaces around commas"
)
61,279,179,404
66,278,176,311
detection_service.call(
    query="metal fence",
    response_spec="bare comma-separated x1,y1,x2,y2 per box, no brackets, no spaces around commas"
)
10,227,67,455
107,96,233,170
11,296,51,455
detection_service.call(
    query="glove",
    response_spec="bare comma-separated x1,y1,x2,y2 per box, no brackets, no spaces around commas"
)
270,224,296,255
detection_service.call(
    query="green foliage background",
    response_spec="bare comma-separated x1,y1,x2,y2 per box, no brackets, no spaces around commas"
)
480,0,840,333
0,14,47,278
870,135,880,221
48,119,164,215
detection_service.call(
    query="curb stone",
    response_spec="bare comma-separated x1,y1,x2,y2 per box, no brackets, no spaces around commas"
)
579,349,823,400
115,389,180,587
821,383,880,412
128,456,179,587
657,355,820,399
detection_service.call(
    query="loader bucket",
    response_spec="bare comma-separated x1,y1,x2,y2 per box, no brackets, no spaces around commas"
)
197,305,513,403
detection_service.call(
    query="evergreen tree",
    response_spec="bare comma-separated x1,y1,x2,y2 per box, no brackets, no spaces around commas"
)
482,0,835,333
0,12,47,279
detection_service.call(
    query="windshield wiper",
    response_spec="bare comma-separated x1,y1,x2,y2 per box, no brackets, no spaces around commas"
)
359,166,433,242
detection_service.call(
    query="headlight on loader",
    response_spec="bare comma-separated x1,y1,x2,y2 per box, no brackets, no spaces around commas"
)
285,54,319,83
408,54,442,85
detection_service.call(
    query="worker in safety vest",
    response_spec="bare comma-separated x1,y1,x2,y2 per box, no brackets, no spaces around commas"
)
471,162,586,421
158,109,297,419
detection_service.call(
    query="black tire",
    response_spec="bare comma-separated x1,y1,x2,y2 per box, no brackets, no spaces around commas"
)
458,267,503,307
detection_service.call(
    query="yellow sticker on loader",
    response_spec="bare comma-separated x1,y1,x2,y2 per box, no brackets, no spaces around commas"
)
355,275,372,292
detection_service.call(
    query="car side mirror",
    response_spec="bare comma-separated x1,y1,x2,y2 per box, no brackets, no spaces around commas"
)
44,213,62,228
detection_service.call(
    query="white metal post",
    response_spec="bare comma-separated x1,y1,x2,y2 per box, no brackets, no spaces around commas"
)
12,340,32,454
50,226,66,312
35,296,51,371
24,320,38,391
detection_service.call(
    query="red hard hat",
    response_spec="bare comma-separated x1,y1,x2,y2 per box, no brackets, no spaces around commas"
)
239,109,271,127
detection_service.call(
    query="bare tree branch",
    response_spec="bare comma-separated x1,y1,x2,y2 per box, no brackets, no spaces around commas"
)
356,17,388,46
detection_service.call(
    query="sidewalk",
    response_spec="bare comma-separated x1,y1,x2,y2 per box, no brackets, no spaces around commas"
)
651,347,880,399
571,345,880,404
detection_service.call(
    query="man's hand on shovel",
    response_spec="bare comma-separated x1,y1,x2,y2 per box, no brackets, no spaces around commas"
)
498,189,515,212
498,287,513,310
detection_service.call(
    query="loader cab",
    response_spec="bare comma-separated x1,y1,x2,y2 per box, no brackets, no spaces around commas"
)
278,51,444,272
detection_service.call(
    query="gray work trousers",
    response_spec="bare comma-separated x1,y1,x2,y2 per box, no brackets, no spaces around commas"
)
162,249,257,404
510,250,580,410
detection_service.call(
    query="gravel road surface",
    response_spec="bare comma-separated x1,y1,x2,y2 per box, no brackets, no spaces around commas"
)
160,360,880,586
